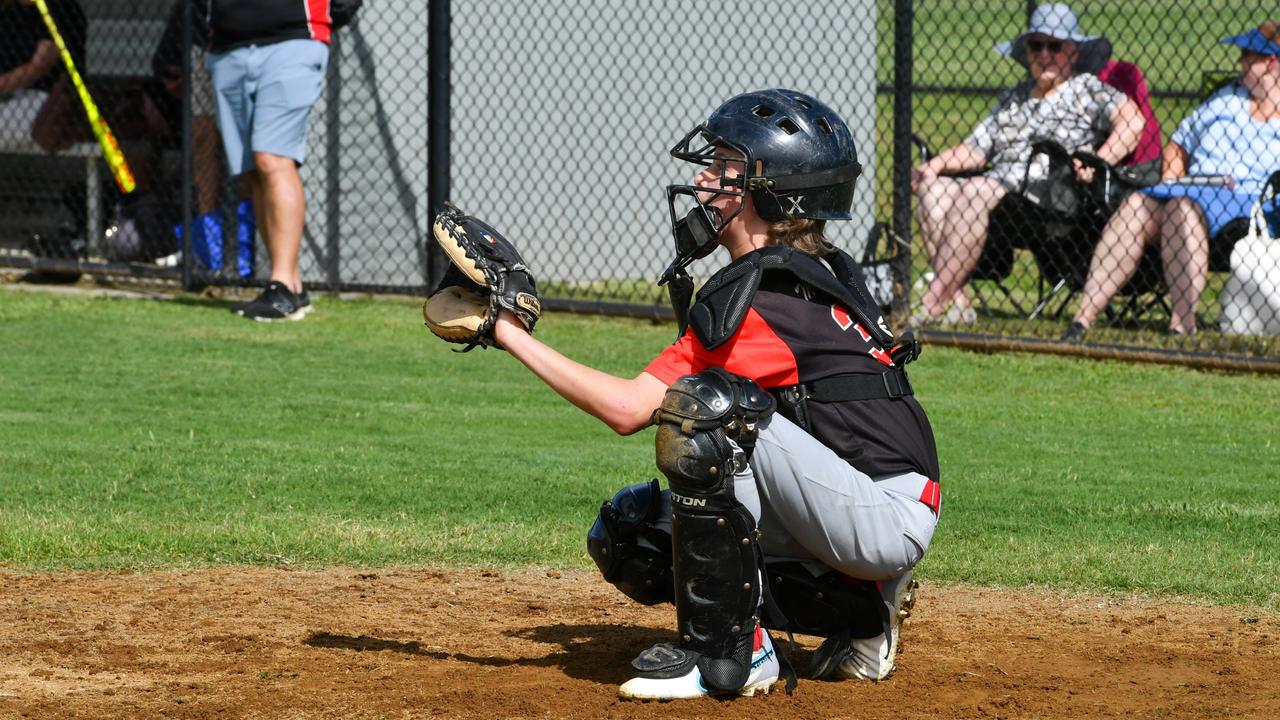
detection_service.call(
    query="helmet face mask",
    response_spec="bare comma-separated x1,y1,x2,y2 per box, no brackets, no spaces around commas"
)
660,89,862,283
662,129,750,283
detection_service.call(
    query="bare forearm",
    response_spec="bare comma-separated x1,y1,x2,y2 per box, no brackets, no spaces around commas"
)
1161,142,1189,180
926,143,987,175
0,66,41,94
0,41,57,94
911,142,988,192
494,314,665,435
1097,100,1143,165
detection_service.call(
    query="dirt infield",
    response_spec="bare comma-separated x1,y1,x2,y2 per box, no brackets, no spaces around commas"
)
1,567,1276,719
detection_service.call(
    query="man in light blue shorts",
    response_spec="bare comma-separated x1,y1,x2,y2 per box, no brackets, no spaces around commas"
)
1065,20,1280,339
206,0,338,321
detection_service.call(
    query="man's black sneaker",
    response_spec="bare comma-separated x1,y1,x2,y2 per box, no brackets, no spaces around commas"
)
233,282,311,321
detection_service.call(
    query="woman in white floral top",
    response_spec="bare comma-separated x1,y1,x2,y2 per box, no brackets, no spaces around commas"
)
910,3,1144,325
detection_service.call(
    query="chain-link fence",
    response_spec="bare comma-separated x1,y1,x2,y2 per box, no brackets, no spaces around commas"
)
910,1,1279,370
449,0,893,314
1,1,1277,370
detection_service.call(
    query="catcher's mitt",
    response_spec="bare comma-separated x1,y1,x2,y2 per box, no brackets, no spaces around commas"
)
423,203,541,350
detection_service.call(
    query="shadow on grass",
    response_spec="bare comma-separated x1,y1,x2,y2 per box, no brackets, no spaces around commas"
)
166,294,253,314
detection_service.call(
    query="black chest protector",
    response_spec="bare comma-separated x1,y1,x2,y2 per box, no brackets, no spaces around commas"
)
680,246,894,351
671,247,920,436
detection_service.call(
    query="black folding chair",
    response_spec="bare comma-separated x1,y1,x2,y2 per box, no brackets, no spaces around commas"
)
909,133,1031,318
911,135,1155,321
1022,145,1166,323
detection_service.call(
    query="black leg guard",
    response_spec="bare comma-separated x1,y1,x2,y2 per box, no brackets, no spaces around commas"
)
760,561,895,680
653,368,774,693
586,479,674,606
760,561,884,639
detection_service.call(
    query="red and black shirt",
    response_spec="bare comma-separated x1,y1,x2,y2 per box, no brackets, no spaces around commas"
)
646,271,940,484
206,0,333,53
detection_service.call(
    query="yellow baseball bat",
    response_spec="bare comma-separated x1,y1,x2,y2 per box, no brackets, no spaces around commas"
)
33,0,136,194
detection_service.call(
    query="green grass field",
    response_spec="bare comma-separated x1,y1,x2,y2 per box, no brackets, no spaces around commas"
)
1,287,1277,610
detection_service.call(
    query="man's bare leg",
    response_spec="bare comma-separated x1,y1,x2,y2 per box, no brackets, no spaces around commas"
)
251,151,305,295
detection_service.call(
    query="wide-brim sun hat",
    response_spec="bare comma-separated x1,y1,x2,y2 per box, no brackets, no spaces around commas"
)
1220,21,1280,57
995,3,1113,74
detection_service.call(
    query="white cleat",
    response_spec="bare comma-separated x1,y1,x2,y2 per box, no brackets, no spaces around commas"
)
618,626,780,701
836,573,918,681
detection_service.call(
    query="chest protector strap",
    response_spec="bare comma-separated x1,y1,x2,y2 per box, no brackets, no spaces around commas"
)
685,247,895,351
677,248,920,436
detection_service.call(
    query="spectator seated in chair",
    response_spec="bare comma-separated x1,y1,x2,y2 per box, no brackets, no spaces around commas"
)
0,0,85,150
1064,20,1280,341
911,3,1145,326
29,0,232,265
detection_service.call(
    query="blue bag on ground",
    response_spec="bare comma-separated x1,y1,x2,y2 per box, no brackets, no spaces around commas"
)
173,200,255,277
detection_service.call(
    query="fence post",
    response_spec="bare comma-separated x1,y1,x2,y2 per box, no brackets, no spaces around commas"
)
324,31,343,288
180,0,193,290
426,0,452,290
891,0,914,324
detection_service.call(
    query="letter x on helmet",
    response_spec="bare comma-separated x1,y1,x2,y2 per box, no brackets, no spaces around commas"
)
660,88,862,284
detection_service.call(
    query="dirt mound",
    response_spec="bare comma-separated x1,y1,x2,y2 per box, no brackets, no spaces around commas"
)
0,567,1275,719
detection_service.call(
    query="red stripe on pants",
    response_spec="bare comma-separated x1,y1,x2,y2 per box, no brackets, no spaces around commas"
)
919,479,941,514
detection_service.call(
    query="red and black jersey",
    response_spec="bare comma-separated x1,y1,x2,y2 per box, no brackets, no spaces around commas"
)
646,271,940,483
206,0,333,53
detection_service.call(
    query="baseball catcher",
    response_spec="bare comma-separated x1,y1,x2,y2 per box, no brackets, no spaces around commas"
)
423,202,541,350
421,89,939,701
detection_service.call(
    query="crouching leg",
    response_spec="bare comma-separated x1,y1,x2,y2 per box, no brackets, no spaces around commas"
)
619,368,780,700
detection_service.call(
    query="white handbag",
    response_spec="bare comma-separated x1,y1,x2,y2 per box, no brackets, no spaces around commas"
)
1219,173,1280,335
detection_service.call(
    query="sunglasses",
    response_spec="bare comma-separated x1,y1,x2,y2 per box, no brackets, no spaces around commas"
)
1026,39,1067,54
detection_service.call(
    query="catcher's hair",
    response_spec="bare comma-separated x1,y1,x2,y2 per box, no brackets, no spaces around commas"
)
766,218,834,256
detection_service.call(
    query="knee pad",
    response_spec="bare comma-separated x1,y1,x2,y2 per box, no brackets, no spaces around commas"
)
651,369,775,686
760,561,884,639
586,479,673,606
653,368,774,496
